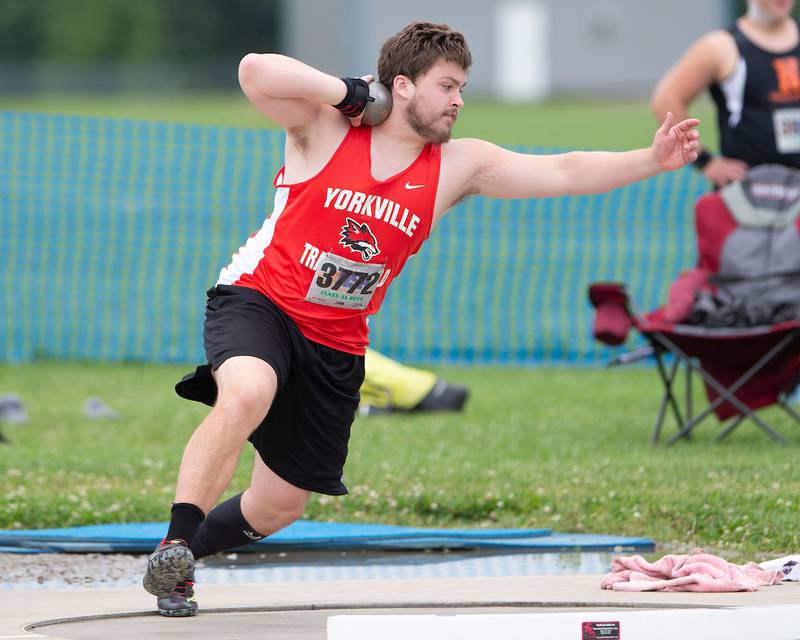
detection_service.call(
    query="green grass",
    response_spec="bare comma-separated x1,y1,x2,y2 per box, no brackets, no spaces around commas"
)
1,362,798,562
0,92,763,562
0,91,719,149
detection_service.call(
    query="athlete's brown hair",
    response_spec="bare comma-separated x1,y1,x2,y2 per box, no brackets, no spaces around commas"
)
377,21,472,89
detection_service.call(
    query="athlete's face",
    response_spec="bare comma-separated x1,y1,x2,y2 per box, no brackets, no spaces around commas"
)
749,0,795,20
403,60,466,144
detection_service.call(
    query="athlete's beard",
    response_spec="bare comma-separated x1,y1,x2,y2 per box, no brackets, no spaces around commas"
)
746,1,789,27
405,97,454,144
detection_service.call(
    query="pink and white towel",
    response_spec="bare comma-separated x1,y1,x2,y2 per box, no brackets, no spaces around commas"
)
601,553,783,592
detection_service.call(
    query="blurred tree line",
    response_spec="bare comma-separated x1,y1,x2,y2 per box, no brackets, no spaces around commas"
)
0,0,280,61
0,0,282,93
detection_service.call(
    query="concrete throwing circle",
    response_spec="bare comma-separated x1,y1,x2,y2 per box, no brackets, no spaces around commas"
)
27,602,722,640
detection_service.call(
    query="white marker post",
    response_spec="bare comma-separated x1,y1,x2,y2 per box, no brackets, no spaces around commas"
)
493,0,551,102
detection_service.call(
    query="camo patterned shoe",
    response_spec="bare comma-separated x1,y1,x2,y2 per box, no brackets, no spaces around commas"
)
157,577,199,617
142,538,195,597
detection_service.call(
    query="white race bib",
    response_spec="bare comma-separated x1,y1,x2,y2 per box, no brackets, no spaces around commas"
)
305,252,385,310
773,108,800,154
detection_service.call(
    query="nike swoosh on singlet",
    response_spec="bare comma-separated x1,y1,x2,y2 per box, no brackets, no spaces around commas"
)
404,182,425,190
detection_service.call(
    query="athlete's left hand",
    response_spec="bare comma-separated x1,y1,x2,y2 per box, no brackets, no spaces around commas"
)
651,112,701,171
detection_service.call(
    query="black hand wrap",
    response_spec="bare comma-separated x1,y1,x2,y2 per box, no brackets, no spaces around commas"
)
334,77,374,118
692,149,712,171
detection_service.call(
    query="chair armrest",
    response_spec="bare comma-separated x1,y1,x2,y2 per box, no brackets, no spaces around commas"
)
588,283,633,346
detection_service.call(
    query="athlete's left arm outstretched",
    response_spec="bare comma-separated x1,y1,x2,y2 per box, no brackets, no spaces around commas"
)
456,113,699,200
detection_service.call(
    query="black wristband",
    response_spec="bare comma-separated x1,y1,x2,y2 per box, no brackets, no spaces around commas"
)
334,77,374,118
692,149,712,171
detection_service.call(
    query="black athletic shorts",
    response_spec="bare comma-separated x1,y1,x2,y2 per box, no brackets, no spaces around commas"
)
175,284,365,496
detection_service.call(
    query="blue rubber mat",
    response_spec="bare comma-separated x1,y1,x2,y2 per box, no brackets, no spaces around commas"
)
0,520,654,554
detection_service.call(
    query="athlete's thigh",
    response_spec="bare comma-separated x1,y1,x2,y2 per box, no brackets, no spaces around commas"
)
247,452,311,513
214,355,279,415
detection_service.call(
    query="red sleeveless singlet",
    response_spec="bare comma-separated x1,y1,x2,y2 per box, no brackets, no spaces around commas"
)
217,125,441,355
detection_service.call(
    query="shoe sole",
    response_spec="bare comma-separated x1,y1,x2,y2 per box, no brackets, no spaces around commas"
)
158,606,198,617
143,545,195,596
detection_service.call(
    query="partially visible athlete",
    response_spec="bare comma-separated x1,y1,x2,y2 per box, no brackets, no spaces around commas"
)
652,0,800,187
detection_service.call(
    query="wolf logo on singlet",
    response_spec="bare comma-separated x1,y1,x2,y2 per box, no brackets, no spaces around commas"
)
216,125,441,354
339,218,381,260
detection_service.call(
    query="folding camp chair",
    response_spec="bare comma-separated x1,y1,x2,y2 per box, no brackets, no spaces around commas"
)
588,165,800,445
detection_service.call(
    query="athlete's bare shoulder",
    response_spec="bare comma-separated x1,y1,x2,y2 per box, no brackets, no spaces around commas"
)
701,28,737,49
693,29,739,82
434,138,495,220
441,137,495,168
441,137,506,178
653,28,737,96
282,108,351,183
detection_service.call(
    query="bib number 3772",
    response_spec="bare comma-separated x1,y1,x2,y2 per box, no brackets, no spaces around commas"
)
305,252,385,310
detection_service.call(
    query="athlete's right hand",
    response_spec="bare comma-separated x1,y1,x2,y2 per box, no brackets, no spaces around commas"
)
703,156,749,187
348,75,374,127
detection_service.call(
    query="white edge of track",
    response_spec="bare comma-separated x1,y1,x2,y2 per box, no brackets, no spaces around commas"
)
328,605,800,640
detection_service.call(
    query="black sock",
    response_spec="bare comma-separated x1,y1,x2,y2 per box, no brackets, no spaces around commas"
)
165,502,206,545
189,493,265,560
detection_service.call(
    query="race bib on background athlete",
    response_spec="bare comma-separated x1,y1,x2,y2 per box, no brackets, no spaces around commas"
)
773,108,800,153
